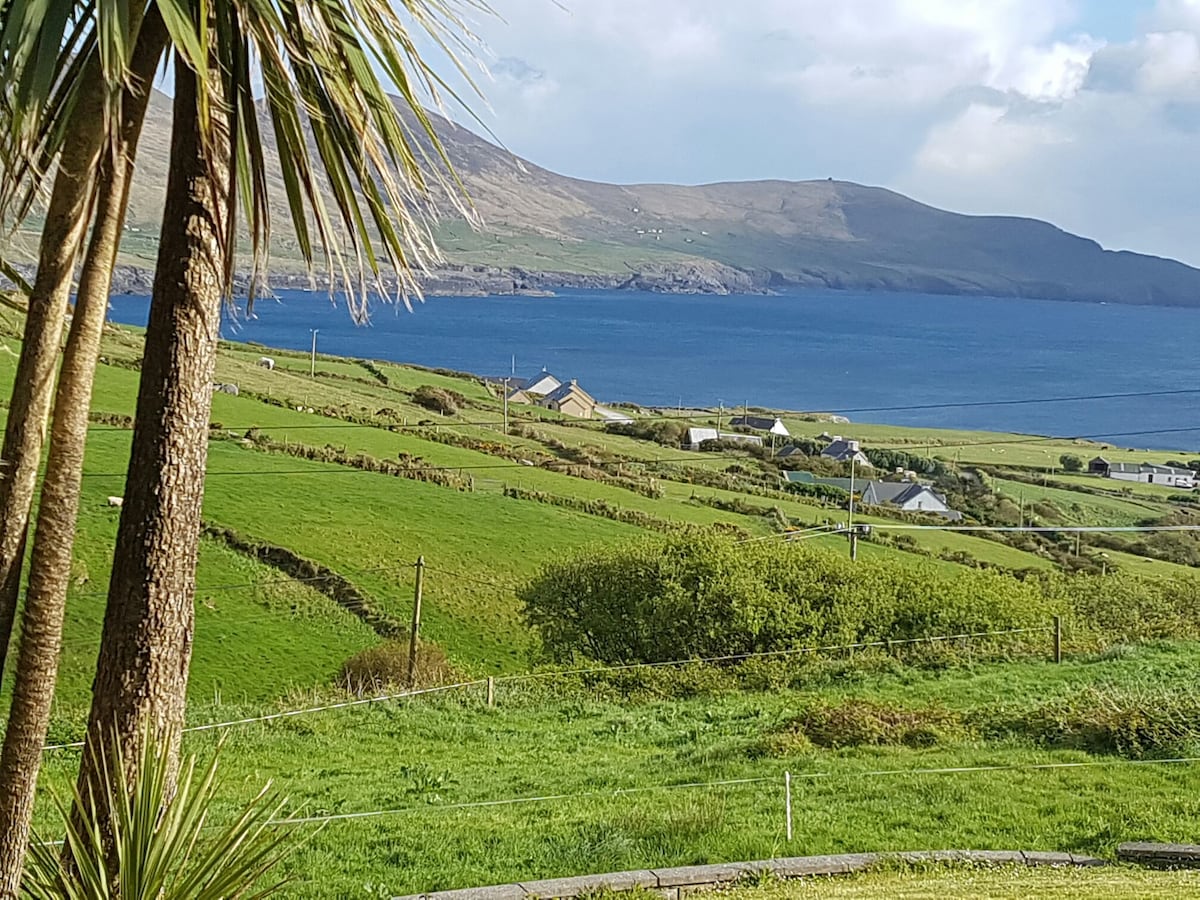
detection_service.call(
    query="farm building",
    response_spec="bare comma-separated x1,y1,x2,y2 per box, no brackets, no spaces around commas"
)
859,481,962,519
539,380,597,419
786,472,961,519
522,369,562,397
1093,460,1195,488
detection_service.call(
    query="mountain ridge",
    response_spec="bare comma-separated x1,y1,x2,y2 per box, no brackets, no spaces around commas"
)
103,94,1200,305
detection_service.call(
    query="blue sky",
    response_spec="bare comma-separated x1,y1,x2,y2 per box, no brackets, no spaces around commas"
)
425,0,1200,265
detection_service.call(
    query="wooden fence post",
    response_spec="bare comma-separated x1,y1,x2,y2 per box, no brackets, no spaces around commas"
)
486,676,495,708
407,556,424,687
1053,615,1063,664
784,771,793,842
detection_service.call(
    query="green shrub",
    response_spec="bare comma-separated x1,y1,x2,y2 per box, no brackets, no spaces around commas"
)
519,533,1061,665
605,419,689,447
1059,454,1084,472
520,533,1200,666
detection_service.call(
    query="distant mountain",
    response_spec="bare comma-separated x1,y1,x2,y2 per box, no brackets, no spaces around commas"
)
115,93,1200,305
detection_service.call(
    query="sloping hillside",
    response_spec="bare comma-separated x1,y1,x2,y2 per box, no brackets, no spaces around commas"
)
101,95,1200,305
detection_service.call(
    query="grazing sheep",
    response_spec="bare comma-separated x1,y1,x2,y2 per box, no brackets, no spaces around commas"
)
258,356,275,370
213,382,239,396
106,496,123,508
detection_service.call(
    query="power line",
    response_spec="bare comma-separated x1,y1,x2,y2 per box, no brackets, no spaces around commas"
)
75,424,1200,481
872,425,1200,453
80,387,1200,436
871,524,1200,534
42,680,484,752
41,625,1048,752
270,775,774,826
815,388,1200,416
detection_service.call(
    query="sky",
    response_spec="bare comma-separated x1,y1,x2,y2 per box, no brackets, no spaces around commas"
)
428,0,1200,266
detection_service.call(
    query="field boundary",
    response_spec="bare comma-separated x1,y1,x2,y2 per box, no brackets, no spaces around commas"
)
202,522,406,638
395,849,1106,900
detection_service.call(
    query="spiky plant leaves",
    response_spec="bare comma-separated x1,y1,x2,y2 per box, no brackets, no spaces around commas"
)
24,733,302,899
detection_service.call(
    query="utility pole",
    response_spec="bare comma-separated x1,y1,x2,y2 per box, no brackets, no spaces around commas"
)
717,400,723,435
407,556,425,687
848,456,858,561
502,378,510,433
309,328,319,378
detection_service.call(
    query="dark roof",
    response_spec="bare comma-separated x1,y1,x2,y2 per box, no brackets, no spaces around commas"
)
543,381,595,405
821,439,870,462
730,415,777,430
862,482,927,505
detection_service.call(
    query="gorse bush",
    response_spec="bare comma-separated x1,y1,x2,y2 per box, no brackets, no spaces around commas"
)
778,698,967,749
412,384,464,415
519,533,1200,665
990,685,1200,758
761,685,1200,759
341,639,460,693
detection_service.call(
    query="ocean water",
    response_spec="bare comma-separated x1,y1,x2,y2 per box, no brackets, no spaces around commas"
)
107,288,1200,449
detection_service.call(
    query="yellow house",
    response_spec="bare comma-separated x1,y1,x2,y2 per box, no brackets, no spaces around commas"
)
539,379,597,419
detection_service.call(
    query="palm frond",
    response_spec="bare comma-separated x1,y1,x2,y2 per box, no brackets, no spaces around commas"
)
24,730,301,900
224,0,493,320
0,0,157,229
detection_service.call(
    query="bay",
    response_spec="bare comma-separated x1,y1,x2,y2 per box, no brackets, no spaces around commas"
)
107,288,1200,450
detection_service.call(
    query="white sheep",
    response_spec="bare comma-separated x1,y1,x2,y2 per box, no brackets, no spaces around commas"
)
106,496,123,508
258,356,275,370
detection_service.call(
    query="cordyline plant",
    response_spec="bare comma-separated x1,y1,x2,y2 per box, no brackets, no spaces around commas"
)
25,731,304,899
0,0,490,892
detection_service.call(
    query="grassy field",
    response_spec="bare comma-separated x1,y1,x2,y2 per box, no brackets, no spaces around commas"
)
990,478,1161,526
2,306,1198,701
730,865,1200,899
1,304,1200,897
27,642,1200,898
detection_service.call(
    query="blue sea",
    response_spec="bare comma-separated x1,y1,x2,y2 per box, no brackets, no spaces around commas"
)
107,288,1200,450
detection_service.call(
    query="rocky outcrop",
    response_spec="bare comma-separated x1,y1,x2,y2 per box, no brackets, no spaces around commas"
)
3,259,773,299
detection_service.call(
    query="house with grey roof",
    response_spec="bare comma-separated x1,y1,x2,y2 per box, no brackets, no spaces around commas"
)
819,436,872,467
1099,461,1195,488
786,473,961,519
859,481,961,519
539,379,597,419
729,415,790,437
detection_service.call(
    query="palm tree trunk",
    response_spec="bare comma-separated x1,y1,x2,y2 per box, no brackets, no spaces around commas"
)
74,51,231,817
0,14,169,895
0,65,111,691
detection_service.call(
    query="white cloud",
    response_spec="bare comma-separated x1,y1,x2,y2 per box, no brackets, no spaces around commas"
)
434,0,1200,265
914,102,1071,175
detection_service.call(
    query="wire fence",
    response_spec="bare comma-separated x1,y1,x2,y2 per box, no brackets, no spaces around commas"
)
41,624,1055,753
265,754,1200,829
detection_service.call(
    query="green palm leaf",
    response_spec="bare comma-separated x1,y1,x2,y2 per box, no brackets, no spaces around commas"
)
24,731,301,899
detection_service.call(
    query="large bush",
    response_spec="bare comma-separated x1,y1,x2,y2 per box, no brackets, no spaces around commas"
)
519,533,1200,665
519,534,1061,664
